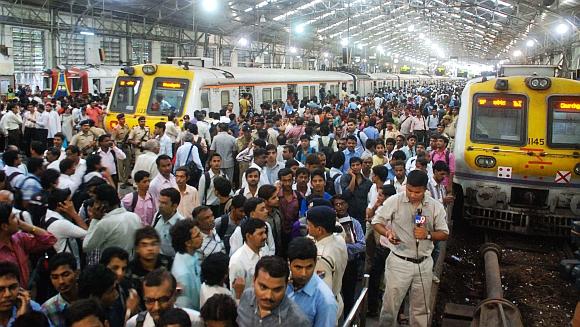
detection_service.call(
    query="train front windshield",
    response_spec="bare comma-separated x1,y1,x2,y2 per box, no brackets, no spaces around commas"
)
548,96,580,148
471,94,527,146
147,78,189,116
109,77,142,113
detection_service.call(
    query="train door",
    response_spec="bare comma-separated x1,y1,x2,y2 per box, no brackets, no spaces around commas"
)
273,86,283,104
69,77,82,93
239,85,254,113
92,79,101,95
287,84,297,101
309,85,316,100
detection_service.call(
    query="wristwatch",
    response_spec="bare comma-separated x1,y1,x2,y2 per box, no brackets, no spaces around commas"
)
426,232,432,240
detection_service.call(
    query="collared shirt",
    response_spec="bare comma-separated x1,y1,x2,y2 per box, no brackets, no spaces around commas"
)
149,173,178,205
176,185,200,219
57,174,80,194
237,288,310,327
401,145,416,162
128,126,150,148
198,229,225,261
0,231,56,287
314,233,348,318
126,307,202,327
174,143,203,172
41,293,69,327
154,211,184,257
427,114,439,129
121,192,156,225
83,207,142,255
229,221,275,258
131,151,159,182
96,146,126,175
172,252,202,310
339,173,372,222
211,131,237,168
0,110,22,131
214,214,239,255
363,126,379,140
158,134,173,157
229,243,261,297
264,161,284,185
199,170,225,206
44,209,87,264
2,301,45,327
286,274,338,327
70,131,96,153
200,283,231,308
428,177,447,205
341,148,363,173
240,162,269,191
371,192,449,257
410,115,427,132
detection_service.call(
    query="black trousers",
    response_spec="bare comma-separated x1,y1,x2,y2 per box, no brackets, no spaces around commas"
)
342,258,360,319
367,245,390,313
7,129,21,149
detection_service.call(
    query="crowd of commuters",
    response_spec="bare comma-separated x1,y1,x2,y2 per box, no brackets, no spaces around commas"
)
0,80,462,327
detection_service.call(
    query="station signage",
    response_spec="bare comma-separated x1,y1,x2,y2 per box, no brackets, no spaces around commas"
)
476,95,525,109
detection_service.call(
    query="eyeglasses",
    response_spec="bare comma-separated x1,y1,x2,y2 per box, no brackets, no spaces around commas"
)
143,294,173,305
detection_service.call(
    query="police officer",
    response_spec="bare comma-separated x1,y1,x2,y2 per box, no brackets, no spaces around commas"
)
371,170,449,327
128,116,150,158
70,119,97,156
112,113,131,188
306,204,348,321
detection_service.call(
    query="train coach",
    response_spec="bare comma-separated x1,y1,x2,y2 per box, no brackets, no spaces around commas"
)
454,65,580,236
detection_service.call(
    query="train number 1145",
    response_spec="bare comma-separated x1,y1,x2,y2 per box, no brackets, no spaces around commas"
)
528,138,545,145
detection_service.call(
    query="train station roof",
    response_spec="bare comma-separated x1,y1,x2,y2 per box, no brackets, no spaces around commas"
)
17,0,580,64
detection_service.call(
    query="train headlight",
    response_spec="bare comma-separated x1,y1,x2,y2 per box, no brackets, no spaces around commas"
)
121,66,135,76
575,163,580,175
475,156,496,168
494,79,509,91
525,77,551,90
142,64,157,75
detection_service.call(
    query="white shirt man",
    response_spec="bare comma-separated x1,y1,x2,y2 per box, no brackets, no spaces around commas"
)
38,106,61,138
96,145,126,176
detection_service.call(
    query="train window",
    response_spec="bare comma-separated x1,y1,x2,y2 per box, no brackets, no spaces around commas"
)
221,90,230,107
43,76,51,90
147,78,189,116
201,89,209,109
471,94,527,146
302,86,309,99
70,78,82,93
310,86,316,99
109,77,142,113
262,88,272,104
273,87,282,101
547,96,580,148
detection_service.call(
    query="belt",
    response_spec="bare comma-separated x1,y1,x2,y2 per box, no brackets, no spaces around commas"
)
393,252,427,264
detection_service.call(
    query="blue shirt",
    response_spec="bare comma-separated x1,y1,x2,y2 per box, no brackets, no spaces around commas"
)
287,274,338,327
13,174,42,201
363,126,379,140
172,252,202,311
342,148,363,173
2,301,50,327
384,163,396,181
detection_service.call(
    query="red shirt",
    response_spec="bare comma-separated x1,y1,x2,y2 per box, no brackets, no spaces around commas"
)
0,231,57,287
278,190,301,234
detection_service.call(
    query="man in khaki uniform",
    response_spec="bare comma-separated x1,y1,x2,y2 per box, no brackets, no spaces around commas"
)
372,170,449,327
112,113,131,188
70,120,96,156
306,204,348,321
128,116,150,158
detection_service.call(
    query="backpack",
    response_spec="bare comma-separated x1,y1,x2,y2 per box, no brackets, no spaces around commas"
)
193,136,208,166
13,175,36,211
28,191,49,227
318,137,335,159
201,172,211,205
325,172,341,196
216,213,231,255
129,191,139,212
356,131,366,150
185,144,203,188
29,216,76,303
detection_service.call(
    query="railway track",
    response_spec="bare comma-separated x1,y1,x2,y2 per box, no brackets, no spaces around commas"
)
436,226,578,327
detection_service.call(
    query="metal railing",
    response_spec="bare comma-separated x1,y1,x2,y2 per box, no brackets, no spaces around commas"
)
342,274,370,327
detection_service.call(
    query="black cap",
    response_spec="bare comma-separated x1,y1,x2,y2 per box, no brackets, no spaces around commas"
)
242,125,251,132
80,119,91,126
138,116,146,121
116,113,125,119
